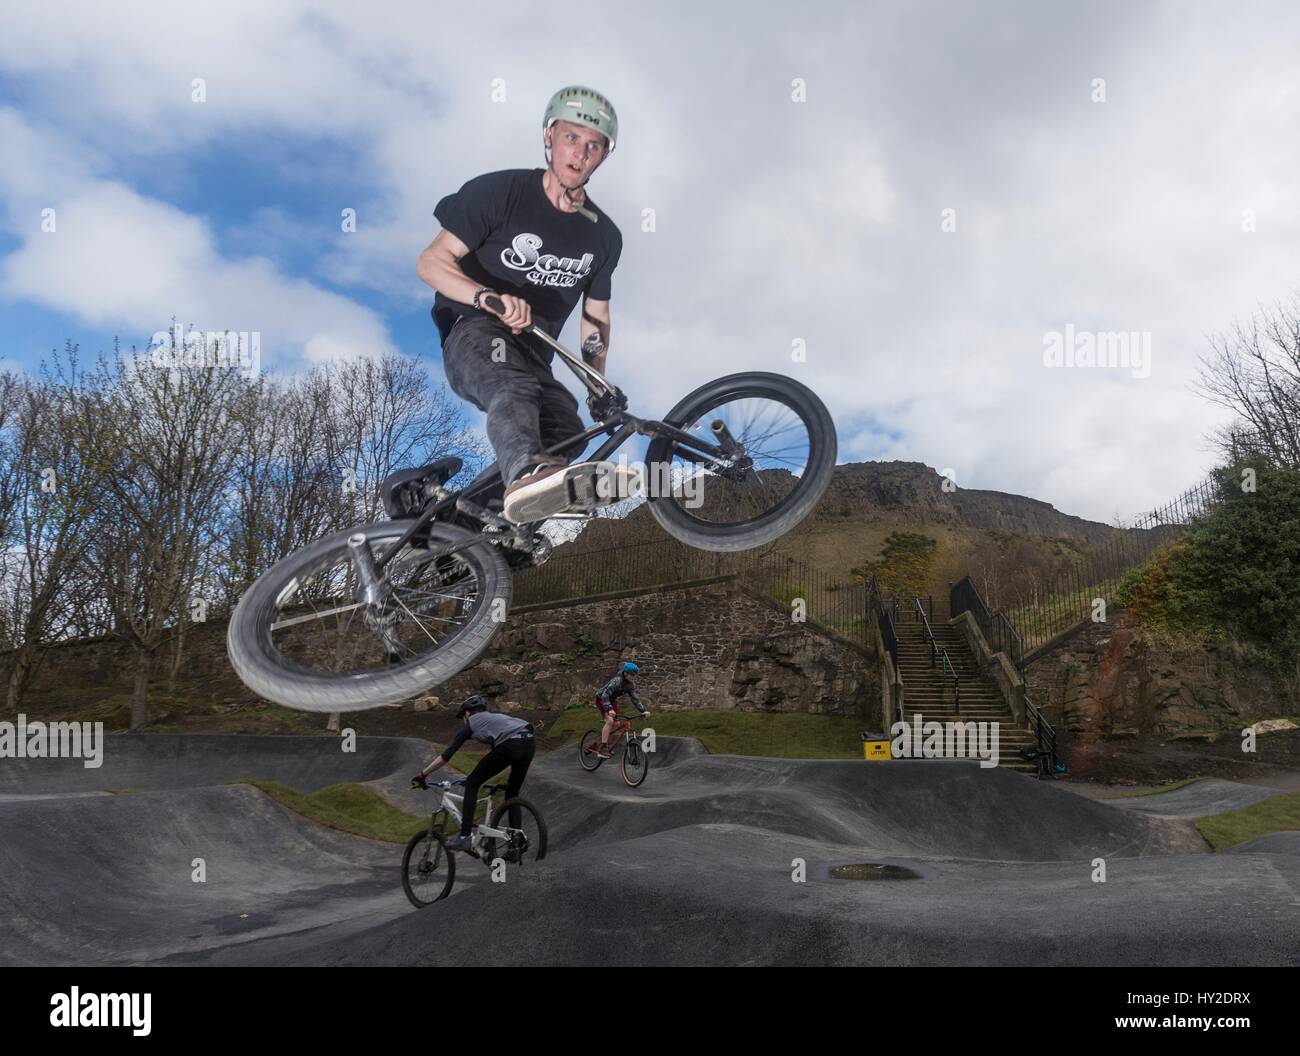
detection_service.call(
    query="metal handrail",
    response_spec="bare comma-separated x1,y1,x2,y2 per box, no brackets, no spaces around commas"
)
865,576,903,723
913,598,960,715
1023,690,1058,777
951,577,1059,770
866,578,898,668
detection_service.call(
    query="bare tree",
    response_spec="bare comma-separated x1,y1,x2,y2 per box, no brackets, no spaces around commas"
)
0,370,25,652
69,345,248,728
1195,295,1300,467
325,352,485,523
1,357,109,712
216,372,348,609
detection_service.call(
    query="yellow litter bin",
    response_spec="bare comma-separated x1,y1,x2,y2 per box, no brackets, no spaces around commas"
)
861,732,892,761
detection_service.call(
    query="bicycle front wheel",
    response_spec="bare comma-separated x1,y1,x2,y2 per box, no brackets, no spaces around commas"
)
645,371,836,552
401,829,456,908
484,797,548,867
621,736,649,787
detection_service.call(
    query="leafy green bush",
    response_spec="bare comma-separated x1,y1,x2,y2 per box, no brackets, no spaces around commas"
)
1118,464,1300,664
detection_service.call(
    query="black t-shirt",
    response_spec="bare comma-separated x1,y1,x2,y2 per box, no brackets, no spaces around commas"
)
431,168,623,361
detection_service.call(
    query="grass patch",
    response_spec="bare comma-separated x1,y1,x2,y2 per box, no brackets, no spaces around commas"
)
542,708,869,759
1195,792,1300,851
250,780,427,844
15,674,323,735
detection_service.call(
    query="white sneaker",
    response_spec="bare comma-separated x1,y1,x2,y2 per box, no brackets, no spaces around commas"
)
503,459,569,523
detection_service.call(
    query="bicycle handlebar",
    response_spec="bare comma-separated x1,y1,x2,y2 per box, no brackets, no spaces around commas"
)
481,294,615,398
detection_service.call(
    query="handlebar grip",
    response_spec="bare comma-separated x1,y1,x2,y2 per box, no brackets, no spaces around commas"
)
482,294,506,315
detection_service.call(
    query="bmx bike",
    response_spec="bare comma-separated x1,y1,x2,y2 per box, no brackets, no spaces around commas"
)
401,777,548,908
227,295,837,712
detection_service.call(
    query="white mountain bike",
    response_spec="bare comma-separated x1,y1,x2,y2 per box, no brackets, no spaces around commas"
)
401,777,548,908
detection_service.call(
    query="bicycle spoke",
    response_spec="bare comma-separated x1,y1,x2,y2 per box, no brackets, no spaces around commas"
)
265,531,487,677
660,390,813,528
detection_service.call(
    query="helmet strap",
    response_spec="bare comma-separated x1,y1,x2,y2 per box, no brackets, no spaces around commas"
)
541,144,600,224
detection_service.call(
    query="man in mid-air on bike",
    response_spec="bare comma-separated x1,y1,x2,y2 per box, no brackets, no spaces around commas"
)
416,84,637,524
594,661,649,758
413,694,535,851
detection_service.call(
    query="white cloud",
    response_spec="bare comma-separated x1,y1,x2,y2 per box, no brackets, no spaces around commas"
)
0,110,394,369
1,1,1298,520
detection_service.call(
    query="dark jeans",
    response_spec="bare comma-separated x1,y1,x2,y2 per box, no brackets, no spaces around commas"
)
441,316,586,487
460,734,535,835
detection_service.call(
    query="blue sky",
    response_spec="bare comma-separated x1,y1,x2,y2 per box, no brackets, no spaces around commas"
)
1,0,1297,523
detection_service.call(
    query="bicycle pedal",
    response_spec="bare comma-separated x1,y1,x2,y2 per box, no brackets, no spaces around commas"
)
564,462,642,511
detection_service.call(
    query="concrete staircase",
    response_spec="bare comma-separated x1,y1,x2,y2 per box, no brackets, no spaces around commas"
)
892,612,1038,773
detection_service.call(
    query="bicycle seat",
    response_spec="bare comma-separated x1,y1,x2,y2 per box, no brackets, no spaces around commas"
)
380,457,463,518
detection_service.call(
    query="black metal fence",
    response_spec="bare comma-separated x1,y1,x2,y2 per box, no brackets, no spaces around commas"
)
511,470,1234,664
865,575,897,666
512,537,871,649
950,575,1059,769
984,474,1224,653
950,575,1024,666
511,537,733,605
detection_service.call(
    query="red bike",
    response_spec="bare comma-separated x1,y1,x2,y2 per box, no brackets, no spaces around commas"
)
579,711,649,787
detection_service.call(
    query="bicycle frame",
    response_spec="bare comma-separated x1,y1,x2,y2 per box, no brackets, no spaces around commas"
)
372,321,749,573
589,714,638,756
429,784,515,846
607,717,635,752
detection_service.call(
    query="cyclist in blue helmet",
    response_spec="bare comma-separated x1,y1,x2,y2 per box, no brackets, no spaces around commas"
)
593,661,648,758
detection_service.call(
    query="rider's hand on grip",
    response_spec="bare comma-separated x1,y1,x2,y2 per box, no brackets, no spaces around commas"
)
483,292,532,334
411,773,428,790
586,387,627,424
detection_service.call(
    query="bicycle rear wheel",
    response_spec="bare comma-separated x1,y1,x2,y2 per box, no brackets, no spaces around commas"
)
579,729,605,771
484,797,548,866
227,520,510,711
401,829,455,907
645,371,836,552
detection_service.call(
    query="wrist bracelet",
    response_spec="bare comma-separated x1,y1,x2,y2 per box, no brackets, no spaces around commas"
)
472,287,492,310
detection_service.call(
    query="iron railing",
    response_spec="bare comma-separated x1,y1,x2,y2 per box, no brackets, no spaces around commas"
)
1023,690,1058,777
867,577,898,668
961,473,1225,656
950,576,1058,767
512,537,871,649
950,575,1023,667
914,597,959,714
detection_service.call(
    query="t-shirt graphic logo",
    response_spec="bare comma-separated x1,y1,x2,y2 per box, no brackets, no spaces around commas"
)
500,233,594,289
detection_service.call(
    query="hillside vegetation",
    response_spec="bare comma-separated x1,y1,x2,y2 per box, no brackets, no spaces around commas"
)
1116,465,1300,683
534,460,1134,612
